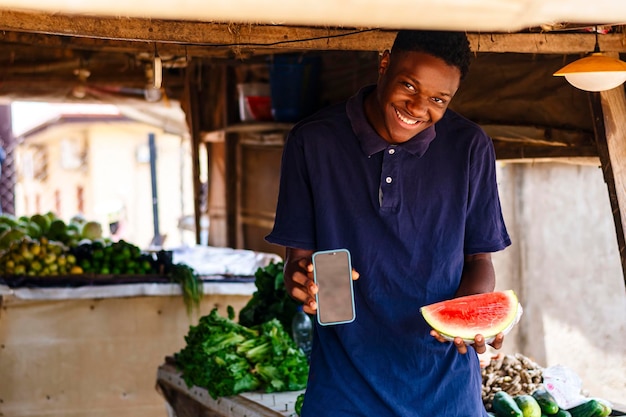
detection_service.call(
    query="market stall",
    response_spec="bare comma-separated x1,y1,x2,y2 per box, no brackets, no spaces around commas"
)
156,352,626,417
0,241,281,417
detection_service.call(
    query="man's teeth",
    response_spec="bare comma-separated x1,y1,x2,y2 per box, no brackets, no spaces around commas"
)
395,108,418,125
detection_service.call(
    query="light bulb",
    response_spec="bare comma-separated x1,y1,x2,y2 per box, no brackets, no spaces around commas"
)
144,86,163,102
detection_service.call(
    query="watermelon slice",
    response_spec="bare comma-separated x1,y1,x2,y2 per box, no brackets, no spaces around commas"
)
420,290,523,344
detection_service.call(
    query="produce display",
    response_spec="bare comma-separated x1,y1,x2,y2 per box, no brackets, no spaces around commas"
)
482,353,544,405
174,307,309,399
420,290,522,343
172,254,617,417
488,390,612,417
0,236,80,276
482,354,613,417
0,212,203,315
0,213,100,276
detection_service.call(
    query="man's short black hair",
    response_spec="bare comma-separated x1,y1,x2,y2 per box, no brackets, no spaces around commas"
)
391,30,471,80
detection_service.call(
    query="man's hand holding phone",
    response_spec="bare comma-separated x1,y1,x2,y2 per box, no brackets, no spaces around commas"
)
285,247,359,321
284,248,318,313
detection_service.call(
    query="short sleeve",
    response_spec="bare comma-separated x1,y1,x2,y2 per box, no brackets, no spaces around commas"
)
265,128,317,250
464,132,511,254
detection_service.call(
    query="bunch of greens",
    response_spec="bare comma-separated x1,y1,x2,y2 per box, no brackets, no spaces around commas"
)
168,262,203,318
174,307,309,399
238,261,299,331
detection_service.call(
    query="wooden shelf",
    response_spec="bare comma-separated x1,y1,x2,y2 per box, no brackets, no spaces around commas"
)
202,122,293,143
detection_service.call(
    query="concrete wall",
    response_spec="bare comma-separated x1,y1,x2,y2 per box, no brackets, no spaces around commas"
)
492,160,626,404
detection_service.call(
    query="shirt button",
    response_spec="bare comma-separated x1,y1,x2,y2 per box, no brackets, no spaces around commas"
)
385,176,393,184
388,148,395,155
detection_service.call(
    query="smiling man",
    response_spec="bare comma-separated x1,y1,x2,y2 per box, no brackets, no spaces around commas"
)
266,30,511,417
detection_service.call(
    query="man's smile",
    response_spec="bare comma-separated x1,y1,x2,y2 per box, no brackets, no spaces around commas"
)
394,106,424,126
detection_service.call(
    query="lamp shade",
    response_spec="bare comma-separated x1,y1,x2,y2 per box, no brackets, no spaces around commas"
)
553,52,626,92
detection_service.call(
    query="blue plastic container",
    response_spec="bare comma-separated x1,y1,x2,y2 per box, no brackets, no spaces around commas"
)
269,54,321,123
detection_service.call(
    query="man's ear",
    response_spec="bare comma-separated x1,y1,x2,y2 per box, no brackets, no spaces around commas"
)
378,50,391,76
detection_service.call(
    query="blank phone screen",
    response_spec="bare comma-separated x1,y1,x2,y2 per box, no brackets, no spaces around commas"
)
313,249,355,325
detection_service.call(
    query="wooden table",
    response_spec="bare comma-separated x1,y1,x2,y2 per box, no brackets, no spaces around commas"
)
156,362,303,417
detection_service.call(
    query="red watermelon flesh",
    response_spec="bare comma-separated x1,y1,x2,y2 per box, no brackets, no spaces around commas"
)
420,290,522,343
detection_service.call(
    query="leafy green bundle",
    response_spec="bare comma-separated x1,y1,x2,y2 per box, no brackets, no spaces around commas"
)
174,307,309,399
238,261,299,331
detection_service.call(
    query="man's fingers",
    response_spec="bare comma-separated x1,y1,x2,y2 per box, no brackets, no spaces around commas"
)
290,285,313,305
298,257,312,270
303,298,317,314
489,333,504,350
473,335,487,354
454,337,468,354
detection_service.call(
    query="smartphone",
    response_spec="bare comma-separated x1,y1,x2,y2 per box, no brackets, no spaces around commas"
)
312,249,356,326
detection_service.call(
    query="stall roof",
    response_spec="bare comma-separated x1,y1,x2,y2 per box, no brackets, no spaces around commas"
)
0,5,622,158
4,0,626,32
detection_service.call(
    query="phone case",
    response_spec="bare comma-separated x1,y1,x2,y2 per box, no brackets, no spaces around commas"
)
312,249,356,326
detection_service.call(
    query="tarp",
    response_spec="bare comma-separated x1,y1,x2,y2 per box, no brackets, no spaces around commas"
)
3,0,626,32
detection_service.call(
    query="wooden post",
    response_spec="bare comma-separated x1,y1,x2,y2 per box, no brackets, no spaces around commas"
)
590,79,626,288
182,61,204,245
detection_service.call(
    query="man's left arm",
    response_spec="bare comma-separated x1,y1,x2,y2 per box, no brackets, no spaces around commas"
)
455,252,496,297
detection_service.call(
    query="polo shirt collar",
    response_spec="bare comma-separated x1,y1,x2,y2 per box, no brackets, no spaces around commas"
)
347,85,437,158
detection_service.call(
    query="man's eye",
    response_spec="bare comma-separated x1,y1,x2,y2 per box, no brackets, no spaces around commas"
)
403,82,415,91
432,97,446,104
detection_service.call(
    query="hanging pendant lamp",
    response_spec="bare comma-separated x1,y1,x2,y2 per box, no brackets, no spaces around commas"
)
553,27,626,92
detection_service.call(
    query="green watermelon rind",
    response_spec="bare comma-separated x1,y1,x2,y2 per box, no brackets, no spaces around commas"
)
420,290,523,344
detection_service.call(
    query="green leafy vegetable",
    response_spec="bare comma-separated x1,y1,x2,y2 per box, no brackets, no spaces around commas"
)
174,307,309,399
169,263,203,317
238,261,299,331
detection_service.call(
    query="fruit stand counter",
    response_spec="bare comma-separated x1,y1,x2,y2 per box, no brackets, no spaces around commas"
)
156,361,302,417
0,279,256,417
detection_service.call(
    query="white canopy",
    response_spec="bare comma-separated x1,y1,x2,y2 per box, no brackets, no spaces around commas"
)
3,0,626,32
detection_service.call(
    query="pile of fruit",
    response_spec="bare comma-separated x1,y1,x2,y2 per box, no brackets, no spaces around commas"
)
0,212,159,276
0,212,204,316
0,236,81,276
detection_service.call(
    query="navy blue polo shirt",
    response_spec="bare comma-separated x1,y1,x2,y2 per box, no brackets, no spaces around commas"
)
266,85,511,417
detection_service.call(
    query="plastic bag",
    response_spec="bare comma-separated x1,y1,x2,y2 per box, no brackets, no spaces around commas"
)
542,365,588,409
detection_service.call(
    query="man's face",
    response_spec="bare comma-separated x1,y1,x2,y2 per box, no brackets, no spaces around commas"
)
369,50,461,144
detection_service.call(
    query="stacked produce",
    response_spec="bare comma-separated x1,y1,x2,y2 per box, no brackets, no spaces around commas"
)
72,239,157,275
0,212,94,249
488,389,612,417
174,261,308,400
482,353,544,406
174,307,309,399
0,212,157,276
0,212,203,315
0,236,79,276
0,213,92,276
482,354,613,417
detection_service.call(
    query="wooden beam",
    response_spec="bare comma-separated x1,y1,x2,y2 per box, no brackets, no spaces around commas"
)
494,142,597,160
482,124,595,148
590,61,626,286
1,9,626,55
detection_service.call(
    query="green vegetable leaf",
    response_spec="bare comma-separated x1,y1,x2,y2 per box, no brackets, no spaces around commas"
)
174,308,308,399
238,261,299,332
